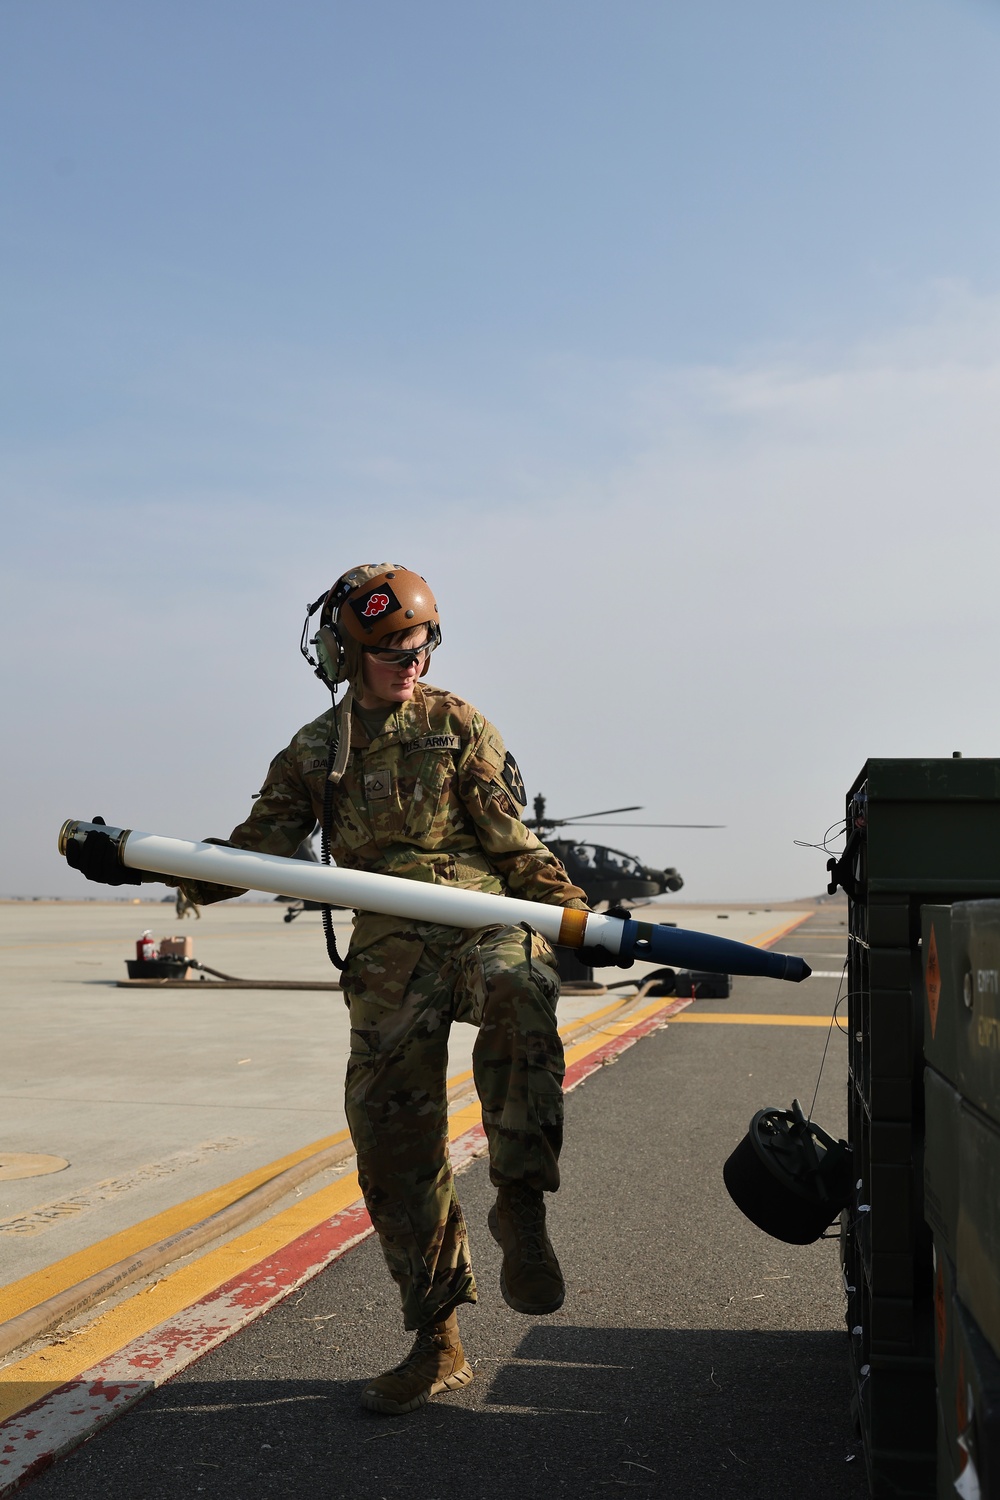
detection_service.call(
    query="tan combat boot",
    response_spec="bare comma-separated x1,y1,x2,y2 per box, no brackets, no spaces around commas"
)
360,1310,473,1415
488,1183,565,1315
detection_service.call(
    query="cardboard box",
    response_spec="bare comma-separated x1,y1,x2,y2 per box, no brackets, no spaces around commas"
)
158,936,194,960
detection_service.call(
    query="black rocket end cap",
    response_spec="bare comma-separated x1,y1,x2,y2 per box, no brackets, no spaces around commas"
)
783,956,811,983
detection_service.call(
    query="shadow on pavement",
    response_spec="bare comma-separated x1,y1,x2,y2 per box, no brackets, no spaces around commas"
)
25,1325,866,1500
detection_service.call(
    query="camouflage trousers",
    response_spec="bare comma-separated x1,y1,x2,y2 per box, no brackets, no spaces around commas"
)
341,922,563,1331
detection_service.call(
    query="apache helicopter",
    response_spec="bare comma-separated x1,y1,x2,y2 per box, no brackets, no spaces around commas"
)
525,794,723,909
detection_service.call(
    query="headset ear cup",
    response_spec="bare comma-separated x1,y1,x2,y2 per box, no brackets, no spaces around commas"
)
316,625,344,687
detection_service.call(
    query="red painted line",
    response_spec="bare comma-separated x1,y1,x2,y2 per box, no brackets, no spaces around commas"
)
0,995,685,1494
0,1203,373,1495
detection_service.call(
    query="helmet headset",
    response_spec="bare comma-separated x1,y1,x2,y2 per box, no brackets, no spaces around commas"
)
300,564,441,698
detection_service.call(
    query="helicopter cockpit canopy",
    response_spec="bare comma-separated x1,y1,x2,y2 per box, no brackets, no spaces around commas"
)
568,843,599,870
569,843,647,879
595,846,648,878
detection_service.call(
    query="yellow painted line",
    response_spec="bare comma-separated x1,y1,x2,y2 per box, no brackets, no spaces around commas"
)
0,1128,351,1325
0,1172,366,1420
0,994,640,1328
748,911,814,949
0,913,808,1412
0,1083,497,1420
0,914,803,1325
669,1013,833,1026
563,995,675,1069
560,994,635,1036
0,918,797,1326
0,994,675,1419
0,912,808,953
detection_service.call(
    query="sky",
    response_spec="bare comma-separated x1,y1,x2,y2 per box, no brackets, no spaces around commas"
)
4,0,1000,902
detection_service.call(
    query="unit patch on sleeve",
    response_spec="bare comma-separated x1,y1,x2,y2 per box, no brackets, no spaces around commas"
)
501,751,526,808
401,734,462,755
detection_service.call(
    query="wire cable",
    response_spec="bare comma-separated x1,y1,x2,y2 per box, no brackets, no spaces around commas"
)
807,959,848,1120
320,696,345,971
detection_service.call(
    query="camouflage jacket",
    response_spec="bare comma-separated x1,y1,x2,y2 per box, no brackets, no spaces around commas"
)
180,683,587,952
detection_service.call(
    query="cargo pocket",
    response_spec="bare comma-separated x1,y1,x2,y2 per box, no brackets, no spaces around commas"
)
342,933,426,1159
345,1029,380,1156
525,1029,566,1101
524,1029,565,1191
341,932,424,1012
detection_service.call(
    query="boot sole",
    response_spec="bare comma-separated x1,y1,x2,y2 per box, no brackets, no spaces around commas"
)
360,1363,473,1415
488,1207,566,1316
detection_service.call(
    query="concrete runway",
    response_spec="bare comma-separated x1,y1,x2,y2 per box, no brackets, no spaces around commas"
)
0,897,806,1279
18,907,868,1500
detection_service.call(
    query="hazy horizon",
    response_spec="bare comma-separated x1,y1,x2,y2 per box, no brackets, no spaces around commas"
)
5,1,1000,903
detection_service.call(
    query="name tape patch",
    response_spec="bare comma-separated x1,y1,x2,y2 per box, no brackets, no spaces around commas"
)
402,734,462,755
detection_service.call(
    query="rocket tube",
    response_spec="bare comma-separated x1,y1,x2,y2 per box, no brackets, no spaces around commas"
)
57,821,811,983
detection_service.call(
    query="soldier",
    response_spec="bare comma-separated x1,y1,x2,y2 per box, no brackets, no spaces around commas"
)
69,563,626,1415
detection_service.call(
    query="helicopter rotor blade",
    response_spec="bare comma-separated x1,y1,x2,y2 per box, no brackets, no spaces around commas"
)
555,805,643,823
557,822,726,829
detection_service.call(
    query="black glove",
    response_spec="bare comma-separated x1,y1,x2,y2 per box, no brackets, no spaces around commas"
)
64,817,143,887
575,905,635,969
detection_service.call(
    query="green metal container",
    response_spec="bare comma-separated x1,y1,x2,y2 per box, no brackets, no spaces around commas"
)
836,758,1000,1498
924,1066,962,1264
940,1293,1000,1498
957,1100,1000,1361
850,760,1000,899
931,1238,958,1494
952,900,1000,1128
935,1401,951,1500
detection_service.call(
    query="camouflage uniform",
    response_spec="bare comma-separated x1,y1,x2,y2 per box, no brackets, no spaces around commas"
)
181,682,586,1329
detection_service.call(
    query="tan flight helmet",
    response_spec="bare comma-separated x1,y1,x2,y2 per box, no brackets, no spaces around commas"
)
307,563,441,780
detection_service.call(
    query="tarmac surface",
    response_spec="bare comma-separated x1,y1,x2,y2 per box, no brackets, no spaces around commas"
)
1,897,804,1277
12,906,868,1500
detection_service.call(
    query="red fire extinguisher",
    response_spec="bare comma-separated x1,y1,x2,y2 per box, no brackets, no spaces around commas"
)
136,931,157,963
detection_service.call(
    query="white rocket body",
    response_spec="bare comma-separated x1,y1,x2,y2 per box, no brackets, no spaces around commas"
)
118,830,620,951
58,821,811,980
